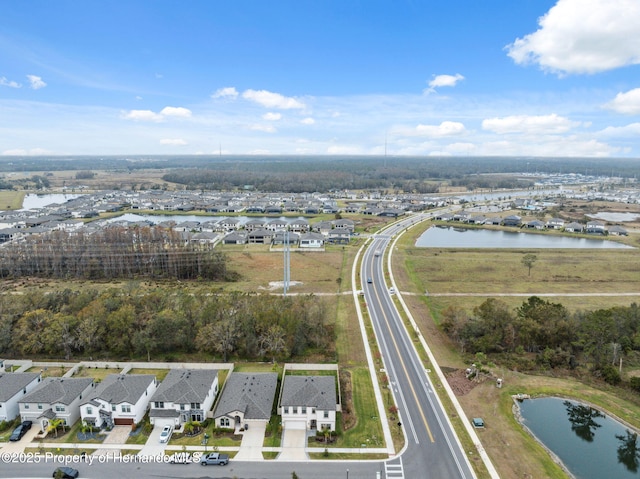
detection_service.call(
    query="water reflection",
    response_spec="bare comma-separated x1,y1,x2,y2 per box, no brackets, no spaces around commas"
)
564,400,604,442
616,430,640,473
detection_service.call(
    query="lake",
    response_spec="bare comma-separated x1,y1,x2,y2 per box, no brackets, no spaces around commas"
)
415,226,633,249
20,193,84,210
518,397,640,479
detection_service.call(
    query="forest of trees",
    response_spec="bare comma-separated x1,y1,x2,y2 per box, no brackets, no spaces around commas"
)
441,297,640,386
0,288,332,362
0,226,235,281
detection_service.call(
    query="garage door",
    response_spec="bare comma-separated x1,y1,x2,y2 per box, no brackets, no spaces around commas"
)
284,420,306,430
114,418,134,425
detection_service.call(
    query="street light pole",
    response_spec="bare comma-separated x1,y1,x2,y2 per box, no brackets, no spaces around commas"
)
346,469,349,479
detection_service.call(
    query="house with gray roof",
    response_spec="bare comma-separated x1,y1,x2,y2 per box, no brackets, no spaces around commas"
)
213,372,277,430
148,369,218,428
19,377,94,432
0,372,42,422
80,374,157,427
279,375,338,431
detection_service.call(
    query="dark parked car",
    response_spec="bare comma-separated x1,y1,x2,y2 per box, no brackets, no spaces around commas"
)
9,421,32,441
53,467,79,478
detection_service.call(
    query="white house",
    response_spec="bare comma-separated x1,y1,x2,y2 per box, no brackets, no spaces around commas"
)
213,373,277,431
80,374,157,427
299,232,325,249
0,372,42,422
19,377,95,432
279,375,338,432
149,369,219,428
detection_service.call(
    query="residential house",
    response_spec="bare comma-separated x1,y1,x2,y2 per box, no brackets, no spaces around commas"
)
546,218,565,230
0,372,42,422
564,222,584,233
19,377,94,432
244,219,265,232
526,220,546,230
326,227,351,244
266,219,287,231
272,231,299,245
502,215,522,227
247,229,275,244
149,369,219,428
333,219,355,232
80,374,157,428
213,372,277,430
609,225,628,236
299,232,325,249
279,375,338,432
585,220,607,234
289,219,310,233
222,232,246,245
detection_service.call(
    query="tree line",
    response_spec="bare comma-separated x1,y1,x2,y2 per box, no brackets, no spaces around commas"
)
441,296,640,385
0,288,333,362
0,226,236,281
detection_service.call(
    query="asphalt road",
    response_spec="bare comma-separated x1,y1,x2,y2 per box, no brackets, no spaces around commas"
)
361,215,475,479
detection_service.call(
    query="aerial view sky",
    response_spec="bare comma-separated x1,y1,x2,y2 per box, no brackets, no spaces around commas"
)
1,0,640,158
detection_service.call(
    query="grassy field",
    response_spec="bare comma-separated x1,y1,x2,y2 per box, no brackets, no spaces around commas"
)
390,219,640,478
0,190,25,210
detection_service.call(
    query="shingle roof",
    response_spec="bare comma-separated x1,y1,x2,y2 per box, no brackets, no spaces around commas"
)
83,374,155,405
0,372,41,402
213,372,277,421
280,376,336,410
150,369,218,404
21,377,93,405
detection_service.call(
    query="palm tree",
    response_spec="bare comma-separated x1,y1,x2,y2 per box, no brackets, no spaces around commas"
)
48,418,64,438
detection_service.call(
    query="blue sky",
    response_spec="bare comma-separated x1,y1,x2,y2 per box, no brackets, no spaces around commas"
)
1,0,640,158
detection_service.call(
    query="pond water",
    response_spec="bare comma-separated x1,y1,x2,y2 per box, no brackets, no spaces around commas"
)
588,212,640,222
518,397,640,479
415,226,633,249
20,193,84,210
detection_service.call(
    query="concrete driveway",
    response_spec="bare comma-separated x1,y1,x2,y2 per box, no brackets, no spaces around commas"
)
233,422,266,461
92,425,131,457
138,422,172,457
0,425,40,453
277,428,308,461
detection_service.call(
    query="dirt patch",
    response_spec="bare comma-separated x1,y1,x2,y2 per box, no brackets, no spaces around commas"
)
445,368,482,396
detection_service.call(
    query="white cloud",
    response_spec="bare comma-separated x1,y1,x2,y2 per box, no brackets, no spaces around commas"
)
121,109,164,122
598,122,640,137
242,89,305,109
249,124,277,133
604,88,640,114
327,145,364,154
263,112,282,121
122,106,191,122
0,77,21,88
506,0,640,75
300,117,315,125
2,147,51,156
212,87,239,99
26,75,46,90
160,106,192,118
159,138,187,145
394,121,466,138
425,73,464,94
482,114,581,134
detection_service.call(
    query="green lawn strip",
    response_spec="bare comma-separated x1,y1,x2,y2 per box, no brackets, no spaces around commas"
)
171,427,241,447
263,414,282,448
128,368,170,381
40,421,105,444
329,367,385,449
72,367,123,380
308,452,388,460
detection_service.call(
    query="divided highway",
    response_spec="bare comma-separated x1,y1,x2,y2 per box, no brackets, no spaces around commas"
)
362,215,476,479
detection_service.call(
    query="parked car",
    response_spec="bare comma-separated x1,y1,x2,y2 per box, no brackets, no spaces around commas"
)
367,277,372,284
53,467,79,478
159,425,173,443
200,452,230,466
9,421,32,441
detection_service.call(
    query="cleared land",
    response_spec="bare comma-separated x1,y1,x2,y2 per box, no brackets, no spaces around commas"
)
391,219,640,479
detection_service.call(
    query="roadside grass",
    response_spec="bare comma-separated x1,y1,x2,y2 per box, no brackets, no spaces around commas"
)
171,426,242,447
